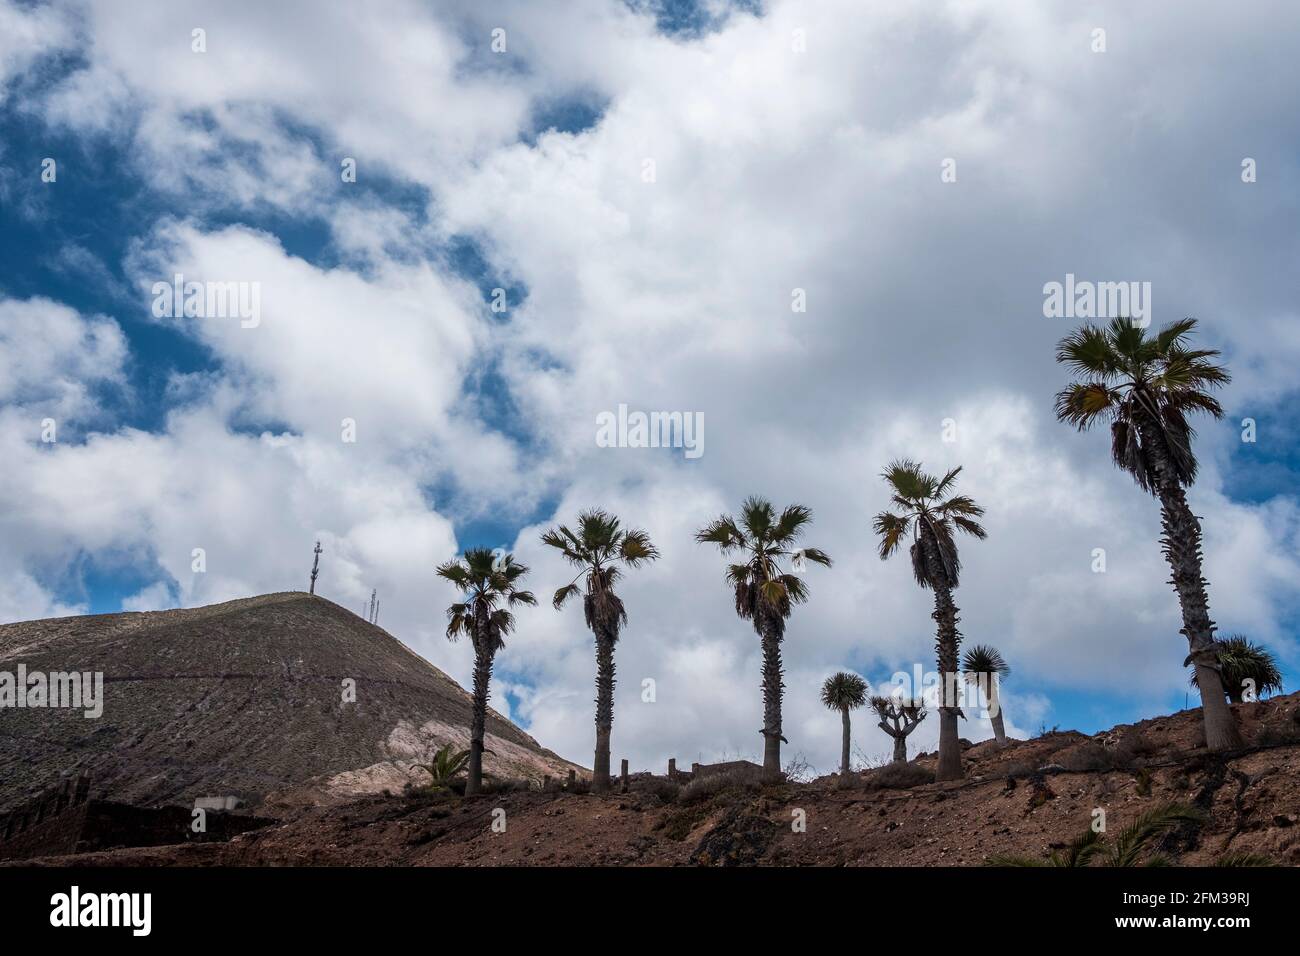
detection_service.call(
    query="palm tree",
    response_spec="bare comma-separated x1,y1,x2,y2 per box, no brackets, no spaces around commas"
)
697,497,832,781
986,803,1203,867
1055,316,1243,750
821,672,868,783
873,460,986,781
871,694,927,764
541,509,659,794
1191,634,1282,703
963,644,1011,746
436,548,536,796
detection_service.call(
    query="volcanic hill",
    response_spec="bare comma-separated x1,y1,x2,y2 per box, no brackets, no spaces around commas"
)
0,593,582,812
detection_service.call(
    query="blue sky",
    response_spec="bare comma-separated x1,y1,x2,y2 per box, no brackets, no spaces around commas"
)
2,0,1299,772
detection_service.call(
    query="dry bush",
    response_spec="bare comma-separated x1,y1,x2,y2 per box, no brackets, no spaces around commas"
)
1060,742,1137,773
862,761,933,790
402,781,460,805
677,767,762,805
482,777,532,794
629,776,681,803
782,753,816,784
1255,722,1300,748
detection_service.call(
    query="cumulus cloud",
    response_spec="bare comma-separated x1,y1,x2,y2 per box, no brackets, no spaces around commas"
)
1,0,1298,775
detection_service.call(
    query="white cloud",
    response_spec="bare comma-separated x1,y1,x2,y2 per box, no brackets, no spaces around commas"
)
1,0,1298,776
0,0,75,104
0,297,127,419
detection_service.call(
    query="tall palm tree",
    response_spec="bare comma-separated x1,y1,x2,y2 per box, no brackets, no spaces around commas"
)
1190,634,1282,703
436,548,536,796
873,460,986,781
1055,316,1243,750
963,644,1011,746
541,509,658,794
821,671,868,783
697,497,831,781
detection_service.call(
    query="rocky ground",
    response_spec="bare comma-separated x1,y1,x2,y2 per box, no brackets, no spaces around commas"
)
22,691,1300,867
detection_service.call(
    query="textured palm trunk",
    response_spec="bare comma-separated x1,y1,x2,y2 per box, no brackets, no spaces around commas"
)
839,707,852,782
892,734,908,764
1138,414,1244,751
759,614,785,782
1157,486,1243,750
987,678,1008,746
466,643,493,796
592,628,616,794
922,530,964,781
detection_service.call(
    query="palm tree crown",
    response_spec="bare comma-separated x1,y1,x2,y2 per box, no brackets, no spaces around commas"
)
962,644,1010,682
1191,634,1283,701
821,671,868,711
542,509,658,638
1054,316,1229,492
696,496,831,620
873,460,986,589
436,547,536,651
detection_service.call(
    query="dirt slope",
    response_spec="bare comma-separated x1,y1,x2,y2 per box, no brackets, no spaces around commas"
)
0,593,582,812
21,691,1300,867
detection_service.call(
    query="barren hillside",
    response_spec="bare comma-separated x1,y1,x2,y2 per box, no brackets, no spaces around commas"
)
19,689,1300,867
0,593,582,811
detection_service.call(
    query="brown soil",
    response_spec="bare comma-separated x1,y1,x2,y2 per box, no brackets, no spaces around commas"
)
20,691,1300,867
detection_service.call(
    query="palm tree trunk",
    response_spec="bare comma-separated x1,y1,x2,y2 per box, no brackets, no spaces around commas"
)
987,678,1008,746
839,707,851,780
466,644,493,796
759,614,785,782
1157,484,1243,750
592,628,616,794
1137,413,1244,751
918,528,964,781
892,733,907,764
930,585,964,781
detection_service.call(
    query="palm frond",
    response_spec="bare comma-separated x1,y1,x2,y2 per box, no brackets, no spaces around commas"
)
696,515,745,551
1054,382,1120,430
740,496,776,541
1055,324,1120,378
1104,804,1203,867
873,512,911,559
796,546,832,568
962,644,1010,678
619,528,659,565
552,583,581,610
771,504,813,545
